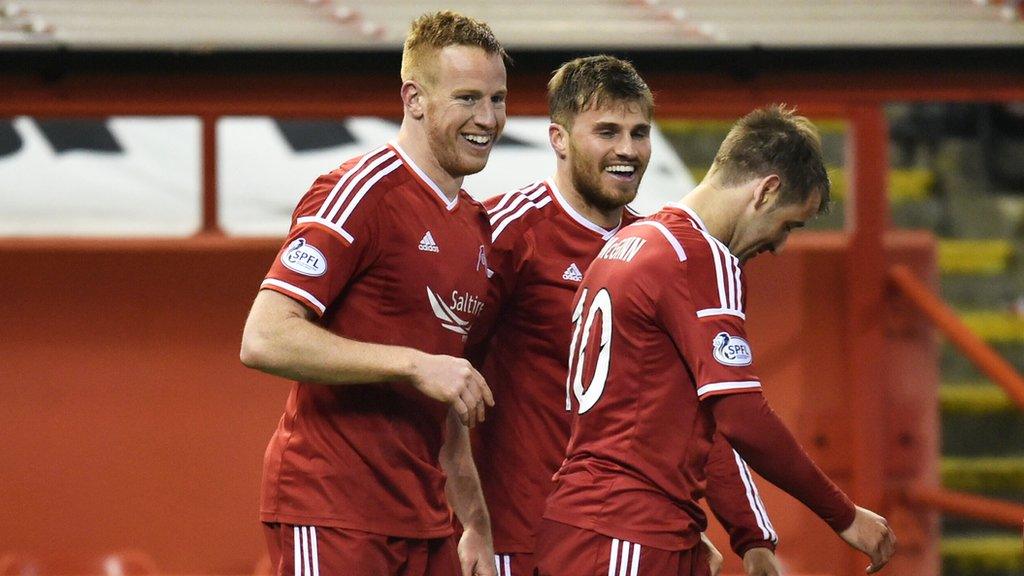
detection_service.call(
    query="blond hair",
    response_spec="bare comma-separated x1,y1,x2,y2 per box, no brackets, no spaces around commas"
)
401,11,508,87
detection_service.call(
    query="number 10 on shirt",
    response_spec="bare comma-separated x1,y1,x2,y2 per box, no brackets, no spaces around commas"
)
566,287,613,415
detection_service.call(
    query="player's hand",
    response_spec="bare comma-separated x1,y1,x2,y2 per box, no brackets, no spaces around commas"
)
700,533,723,576
743,547,783,576
458,526,497,576
838,506,896,573
408,352,494,427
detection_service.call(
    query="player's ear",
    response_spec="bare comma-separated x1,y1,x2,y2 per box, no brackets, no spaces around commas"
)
402,81,425,120
549,123,569,159
753,174,781,210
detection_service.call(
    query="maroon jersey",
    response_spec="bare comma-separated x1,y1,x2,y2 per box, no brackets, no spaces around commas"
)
473,180,637,553
258,143,492,538
545,204,763,551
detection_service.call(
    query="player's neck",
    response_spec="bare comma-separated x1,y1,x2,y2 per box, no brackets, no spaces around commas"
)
552,173,623,230
677,181,739,246
394,129,464,201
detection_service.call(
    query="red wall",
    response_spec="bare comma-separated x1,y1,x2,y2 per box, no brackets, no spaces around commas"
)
0,231,937,575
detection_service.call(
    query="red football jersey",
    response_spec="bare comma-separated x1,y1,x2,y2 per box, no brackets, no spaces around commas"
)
258,143,492,538
472,180,637,553
544,204,763,551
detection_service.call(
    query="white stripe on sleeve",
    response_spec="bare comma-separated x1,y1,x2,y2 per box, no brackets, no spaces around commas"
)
491,196,552,242
733,450,779,543
696,381,762,397
261,279,327,315
322,150,396,221
630,221,687,262
335,159,404,228
316,146,388,218
696,307,746,320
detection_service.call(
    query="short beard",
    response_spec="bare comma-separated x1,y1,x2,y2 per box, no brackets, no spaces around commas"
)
569,140,638,212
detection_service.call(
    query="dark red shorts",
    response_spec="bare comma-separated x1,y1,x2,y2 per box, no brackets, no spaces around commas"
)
263,523,459,576
493,552,534,576
534,519,710,576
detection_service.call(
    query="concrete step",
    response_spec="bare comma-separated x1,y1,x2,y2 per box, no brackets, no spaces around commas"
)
941,534,1023,576
956,310,1024,344
941,342,1024,386
942,456,1024,495
939,239,1016,275
941,382,1016,414
940,383,1024,456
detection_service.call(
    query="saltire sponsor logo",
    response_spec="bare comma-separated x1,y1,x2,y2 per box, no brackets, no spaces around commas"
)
427,287,484,335
712,331,753,366
281,238,327,277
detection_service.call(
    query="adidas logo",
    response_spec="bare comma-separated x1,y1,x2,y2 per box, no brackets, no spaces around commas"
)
562,262,583,282
418,231,439,253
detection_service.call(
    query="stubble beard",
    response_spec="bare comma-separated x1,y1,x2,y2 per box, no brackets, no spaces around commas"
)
569,140,639,212
425,114,488,179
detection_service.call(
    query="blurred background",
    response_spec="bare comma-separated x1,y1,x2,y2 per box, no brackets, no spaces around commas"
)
0,1,1022,575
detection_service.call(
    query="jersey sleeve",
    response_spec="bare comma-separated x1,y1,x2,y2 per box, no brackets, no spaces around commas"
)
260,170,380,317
657,236,761,400
704,431,778,557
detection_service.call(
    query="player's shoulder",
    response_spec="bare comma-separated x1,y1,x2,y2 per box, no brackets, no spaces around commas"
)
484,180,557,245
291,145,409,239
622,205,645,226
648,206,746,314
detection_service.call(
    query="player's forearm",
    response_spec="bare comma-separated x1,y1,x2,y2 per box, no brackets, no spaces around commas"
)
240,291,421,385
441,412,493,535
703,432,777,557
709,393,856,532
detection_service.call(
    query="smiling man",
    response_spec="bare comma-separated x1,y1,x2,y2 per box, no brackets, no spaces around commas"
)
536,105,897,576
240,11,507,576
471,57,784,576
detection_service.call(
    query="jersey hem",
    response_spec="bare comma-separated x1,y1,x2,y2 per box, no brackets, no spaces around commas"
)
542,510,700,553
260,511,455,540
491,538,535,554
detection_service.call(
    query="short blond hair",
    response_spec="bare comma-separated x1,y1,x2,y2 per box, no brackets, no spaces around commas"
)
401,11,508,87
